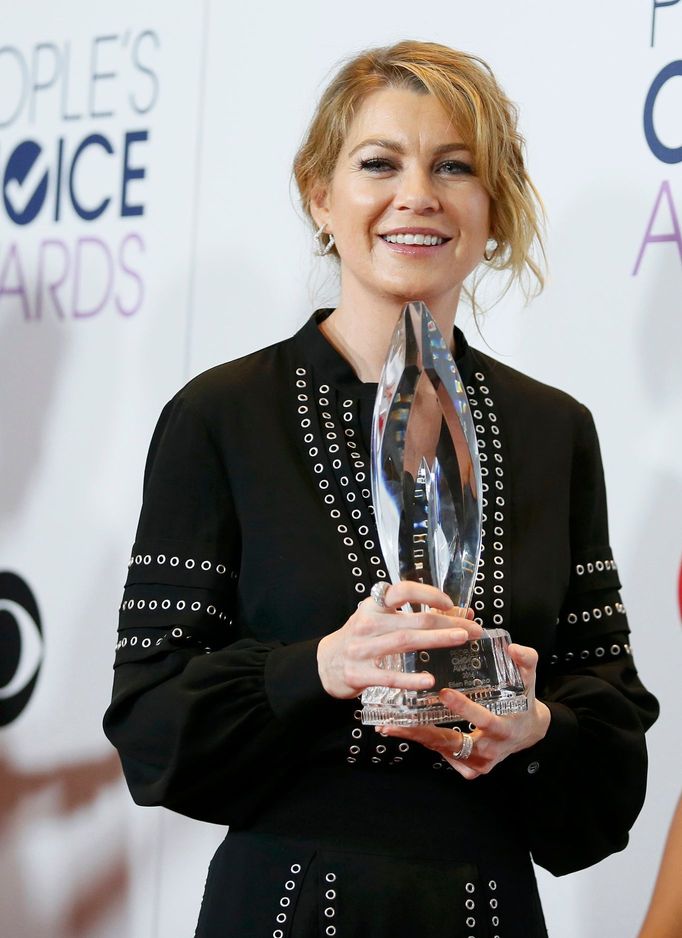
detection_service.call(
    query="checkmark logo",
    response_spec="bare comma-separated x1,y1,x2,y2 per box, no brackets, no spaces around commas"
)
3,140,49,225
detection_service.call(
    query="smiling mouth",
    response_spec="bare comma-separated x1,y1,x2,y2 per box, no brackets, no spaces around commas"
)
379,233,449,246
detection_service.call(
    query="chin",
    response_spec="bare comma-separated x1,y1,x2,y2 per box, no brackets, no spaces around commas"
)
384,283,444,306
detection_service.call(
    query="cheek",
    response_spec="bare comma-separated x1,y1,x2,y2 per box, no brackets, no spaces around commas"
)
474,192,492,235
458,189,491,241
332,181,390,233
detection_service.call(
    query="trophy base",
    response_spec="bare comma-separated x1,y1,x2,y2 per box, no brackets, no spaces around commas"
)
361,630,528,727
361,690,529,726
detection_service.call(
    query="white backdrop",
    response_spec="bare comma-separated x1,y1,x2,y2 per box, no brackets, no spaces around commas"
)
1,2,680,936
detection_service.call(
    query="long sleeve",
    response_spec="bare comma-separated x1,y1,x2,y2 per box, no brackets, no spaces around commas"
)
105,316,661,892
103,390,341,826
496,405,659,875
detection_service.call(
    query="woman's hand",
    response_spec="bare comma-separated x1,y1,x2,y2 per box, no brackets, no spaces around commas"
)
317,582,482,700
376,643,551,779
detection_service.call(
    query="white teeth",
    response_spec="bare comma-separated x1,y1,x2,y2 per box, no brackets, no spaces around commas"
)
382,233,445,245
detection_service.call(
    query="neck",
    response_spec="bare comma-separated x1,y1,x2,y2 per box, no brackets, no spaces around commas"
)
319,284,461,383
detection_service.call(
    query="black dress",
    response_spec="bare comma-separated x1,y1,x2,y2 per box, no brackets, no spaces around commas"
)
103,309,659,938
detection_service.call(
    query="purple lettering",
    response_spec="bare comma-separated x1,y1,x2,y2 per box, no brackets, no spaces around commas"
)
0,243,30,319
72,237,113,317
116,232,145,316
632,180,682,275
35,239,70,319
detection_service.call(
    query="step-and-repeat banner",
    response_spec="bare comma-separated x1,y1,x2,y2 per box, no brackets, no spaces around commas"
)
1,2,680,936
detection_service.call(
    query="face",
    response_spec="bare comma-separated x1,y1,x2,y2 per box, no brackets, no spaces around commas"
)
312,86,491,313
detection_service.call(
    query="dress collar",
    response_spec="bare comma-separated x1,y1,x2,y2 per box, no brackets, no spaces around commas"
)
293,308,474,396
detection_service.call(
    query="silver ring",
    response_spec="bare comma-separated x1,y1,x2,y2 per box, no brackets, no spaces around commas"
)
452,732,474,761
371,581,390,608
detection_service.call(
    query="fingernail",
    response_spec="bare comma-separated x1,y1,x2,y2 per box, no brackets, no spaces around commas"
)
419,674,433,687
451,629,468,642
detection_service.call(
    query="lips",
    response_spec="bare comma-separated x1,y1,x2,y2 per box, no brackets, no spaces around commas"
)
381,232,446,246
377,227,452,256
378,226,452,248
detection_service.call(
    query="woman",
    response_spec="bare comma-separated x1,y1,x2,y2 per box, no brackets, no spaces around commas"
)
104,41,659,937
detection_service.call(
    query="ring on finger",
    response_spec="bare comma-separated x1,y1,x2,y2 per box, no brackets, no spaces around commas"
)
371,581,391,608
452,732,474,761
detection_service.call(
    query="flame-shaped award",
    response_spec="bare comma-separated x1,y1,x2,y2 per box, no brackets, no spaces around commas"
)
361,301,528,726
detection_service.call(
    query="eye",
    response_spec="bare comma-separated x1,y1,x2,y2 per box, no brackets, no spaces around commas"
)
437,160,474,175
358,158,396,173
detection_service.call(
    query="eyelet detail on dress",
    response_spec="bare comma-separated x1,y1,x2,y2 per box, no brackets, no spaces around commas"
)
294,369,389,616
550,638,631,668
468,368,506,631
271,862,303,935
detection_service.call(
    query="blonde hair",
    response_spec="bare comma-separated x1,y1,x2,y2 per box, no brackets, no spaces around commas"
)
293,40,546,313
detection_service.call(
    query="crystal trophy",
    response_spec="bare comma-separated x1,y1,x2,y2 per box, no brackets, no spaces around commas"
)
361,301,528,726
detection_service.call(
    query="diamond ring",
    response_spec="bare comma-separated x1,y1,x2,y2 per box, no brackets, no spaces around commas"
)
452,732,474,761
370,581,391,608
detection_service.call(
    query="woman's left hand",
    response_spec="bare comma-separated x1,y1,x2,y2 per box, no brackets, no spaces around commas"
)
376,643,551,780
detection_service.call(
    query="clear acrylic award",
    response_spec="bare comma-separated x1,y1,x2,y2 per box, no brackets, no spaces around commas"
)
361,301,528,726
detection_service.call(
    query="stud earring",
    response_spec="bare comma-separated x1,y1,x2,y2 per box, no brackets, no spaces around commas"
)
314,223,336,256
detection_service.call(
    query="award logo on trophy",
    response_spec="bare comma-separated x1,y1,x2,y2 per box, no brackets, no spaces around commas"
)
361,301,528,726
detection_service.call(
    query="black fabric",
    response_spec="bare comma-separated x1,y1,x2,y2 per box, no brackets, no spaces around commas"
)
104,309,659,936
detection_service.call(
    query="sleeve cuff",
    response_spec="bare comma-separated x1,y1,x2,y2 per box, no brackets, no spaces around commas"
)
264,638,341,726
504,701,579,782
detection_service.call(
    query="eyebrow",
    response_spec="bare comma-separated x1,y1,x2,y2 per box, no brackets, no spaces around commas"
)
347,138,471,158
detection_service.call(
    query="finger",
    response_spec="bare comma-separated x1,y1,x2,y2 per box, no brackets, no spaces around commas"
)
449,762,479,780
360,667,436,693
375,723,455,751
358,608,480,639
377,581,455,612
361,626,471,660
443,752,481,779
508,643,538,696
376,723,486,779
376,724,487,769
438,689,508,740
444,734,493,775
438,609,484,638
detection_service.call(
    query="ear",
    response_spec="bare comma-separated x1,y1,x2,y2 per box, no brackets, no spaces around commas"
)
310,183,331,231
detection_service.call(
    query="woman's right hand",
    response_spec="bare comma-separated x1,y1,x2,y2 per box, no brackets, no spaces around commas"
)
316,582,483,700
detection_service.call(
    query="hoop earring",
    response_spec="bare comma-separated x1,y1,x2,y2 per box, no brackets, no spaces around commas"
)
314,223,335,256
484,239,498,262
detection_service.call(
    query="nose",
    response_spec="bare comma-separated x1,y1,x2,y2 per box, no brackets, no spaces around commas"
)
393,165,440,214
